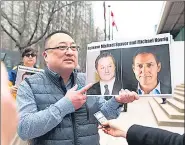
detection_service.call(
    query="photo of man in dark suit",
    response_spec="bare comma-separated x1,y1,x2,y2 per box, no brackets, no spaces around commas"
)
87,51,127,111
87,51,122,95
132,48,171,104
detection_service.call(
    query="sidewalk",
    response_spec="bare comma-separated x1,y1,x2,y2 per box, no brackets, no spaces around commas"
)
99,97,184,145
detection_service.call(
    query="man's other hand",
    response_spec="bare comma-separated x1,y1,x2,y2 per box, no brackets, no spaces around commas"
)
115,89,139,104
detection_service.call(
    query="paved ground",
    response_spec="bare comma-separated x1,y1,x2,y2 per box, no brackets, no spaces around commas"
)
99,97,184,145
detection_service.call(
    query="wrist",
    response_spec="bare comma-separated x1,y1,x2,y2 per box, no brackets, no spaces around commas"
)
121,130,127,138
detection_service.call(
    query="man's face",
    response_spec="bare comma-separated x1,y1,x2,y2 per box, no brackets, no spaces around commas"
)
132,53,161,86
23,52,37,67
44,33,78,73
97,56,116,82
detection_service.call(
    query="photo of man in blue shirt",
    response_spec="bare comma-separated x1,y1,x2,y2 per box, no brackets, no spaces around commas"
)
132,48,171,104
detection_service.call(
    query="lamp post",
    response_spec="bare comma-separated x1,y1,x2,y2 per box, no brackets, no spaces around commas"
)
108,5,111,40
103,1,106,41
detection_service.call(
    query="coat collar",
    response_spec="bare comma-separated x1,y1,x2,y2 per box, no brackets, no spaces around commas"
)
44,67,77,93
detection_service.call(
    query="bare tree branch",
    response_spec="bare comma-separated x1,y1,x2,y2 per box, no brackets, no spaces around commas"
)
60,2,72,31
1,1,83,51
1,24,21,48
1,11,22,36
53,1,79,14
20,1,31,34
25,0,57,47
27,0,42,45
71,1,81,39
26,1,80,47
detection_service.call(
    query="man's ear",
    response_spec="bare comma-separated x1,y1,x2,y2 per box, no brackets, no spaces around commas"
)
95,70,100,82
132,64,135,72
42,51,48,62
157,62,161,72
95,69,98,75
42,51,47,58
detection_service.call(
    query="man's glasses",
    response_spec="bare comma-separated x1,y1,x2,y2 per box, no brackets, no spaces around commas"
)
25,53,36,57
45,45,80,51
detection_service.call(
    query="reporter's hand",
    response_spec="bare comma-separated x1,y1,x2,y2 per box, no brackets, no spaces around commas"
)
65,83,93,110
98,119,127,138
115,89,139,103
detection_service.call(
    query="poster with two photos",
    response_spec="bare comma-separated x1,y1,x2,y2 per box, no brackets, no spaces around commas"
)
86,33,173,98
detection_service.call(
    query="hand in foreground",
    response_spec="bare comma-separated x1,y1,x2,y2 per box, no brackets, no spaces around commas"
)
98,119,127,138
1,62,18,145
115,89,139,104
65,83,93,110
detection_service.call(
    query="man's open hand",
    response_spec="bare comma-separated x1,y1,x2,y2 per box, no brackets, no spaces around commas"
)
115,89,139,103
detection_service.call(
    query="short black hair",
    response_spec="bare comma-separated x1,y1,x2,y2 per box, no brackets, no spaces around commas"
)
22,47,37,58
95,51,116,69
44,30,72,48
132,47,160,65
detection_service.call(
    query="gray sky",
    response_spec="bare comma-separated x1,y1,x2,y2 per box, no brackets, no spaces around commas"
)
92,1,164,40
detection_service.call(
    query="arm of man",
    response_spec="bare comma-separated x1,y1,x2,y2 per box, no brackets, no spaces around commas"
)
96,96,121,119
16,81,75,140
126,125,184,145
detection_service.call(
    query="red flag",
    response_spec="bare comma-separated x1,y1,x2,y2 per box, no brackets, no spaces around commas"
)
111,11,114,17
112,21,118,31
111,11,118,31
112,21,115,26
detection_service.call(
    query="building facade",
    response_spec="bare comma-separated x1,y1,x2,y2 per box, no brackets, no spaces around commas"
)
156,1,184,41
